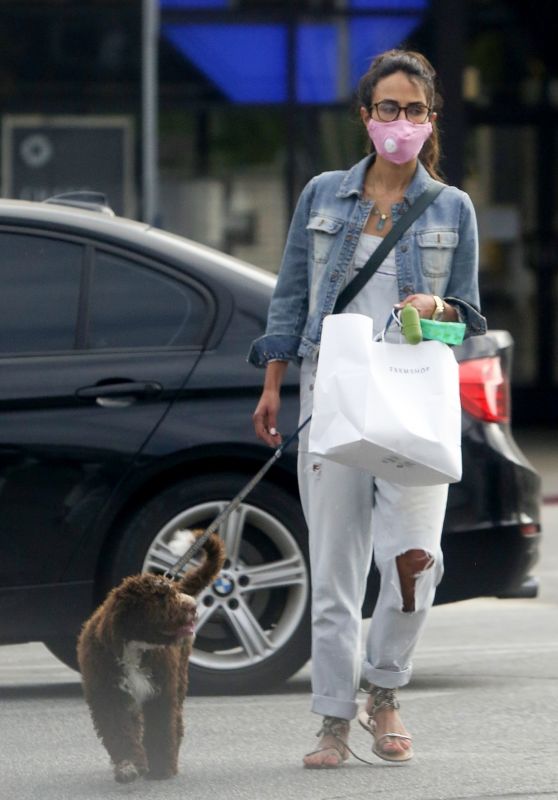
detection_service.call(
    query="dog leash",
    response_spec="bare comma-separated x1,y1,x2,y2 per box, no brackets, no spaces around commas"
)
162,413,405,767
163,415,312,579
166,191,446,579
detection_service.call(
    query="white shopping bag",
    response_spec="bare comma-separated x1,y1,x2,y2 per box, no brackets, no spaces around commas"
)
308,313,462,486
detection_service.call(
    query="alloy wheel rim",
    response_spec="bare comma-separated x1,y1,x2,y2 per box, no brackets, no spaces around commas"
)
142,500,309,671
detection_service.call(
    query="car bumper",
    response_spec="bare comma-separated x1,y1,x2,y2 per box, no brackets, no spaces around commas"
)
435,523,541,604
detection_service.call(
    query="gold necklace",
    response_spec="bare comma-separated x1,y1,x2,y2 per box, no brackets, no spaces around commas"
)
370,203,390,231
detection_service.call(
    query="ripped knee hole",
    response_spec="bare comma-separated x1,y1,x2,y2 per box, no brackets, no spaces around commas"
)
396,549,435,613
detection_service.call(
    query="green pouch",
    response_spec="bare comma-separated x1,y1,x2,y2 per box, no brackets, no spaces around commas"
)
420,318,466,345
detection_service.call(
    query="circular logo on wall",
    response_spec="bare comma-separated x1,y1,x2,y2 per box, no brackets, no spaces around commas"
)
19,134,54,169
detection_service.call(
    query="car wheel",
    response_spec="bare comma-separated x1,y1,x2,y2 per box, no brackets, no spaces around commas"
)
102,472,311,693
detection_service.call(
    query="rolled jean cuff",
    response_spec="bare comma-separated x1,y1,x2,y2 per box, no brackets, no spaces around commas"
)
311,693,358,721
361,664,412,689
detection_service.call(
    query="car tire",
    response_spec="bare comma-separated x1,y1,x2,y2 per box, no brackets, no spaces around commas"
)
44,637,80,671
101,472,311,694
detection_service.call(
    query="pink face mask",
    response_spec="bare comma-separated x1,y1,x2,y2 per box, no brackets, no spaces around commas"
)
367,118,432,165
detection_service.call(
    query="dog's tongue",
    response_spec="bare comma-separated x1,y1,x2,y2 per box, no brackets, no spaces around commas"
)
175,622,196,638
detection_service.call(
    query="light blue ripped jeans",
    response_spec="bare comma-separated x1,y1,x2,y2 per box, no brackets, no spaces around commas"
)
297,358,448,721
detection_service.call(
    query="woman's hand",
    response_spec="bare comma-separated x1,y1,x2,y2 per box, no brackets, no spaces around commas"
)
253,390,283,447
252,360,288,447
396,294,457,321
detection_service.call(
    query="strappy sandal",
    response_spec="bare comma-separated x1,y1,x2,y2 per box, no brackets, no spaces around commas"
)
303,716,350,769
357,686,414,763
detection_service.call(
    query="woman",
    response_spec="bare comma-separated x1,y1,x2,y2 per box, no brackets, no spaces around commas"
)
248,49,486,767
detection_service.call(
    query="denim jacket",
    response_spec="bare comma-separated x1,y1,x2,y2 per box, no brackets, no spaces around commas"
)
248,155,487,366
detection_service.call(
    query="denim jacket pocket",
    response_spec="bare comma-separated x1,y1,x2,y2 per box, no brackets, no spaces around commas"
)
307,214,344,264
417,230,458,277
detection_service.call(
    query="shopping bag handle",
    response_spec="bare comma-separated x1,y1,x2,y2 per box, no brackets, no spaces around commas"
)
376,306,425,345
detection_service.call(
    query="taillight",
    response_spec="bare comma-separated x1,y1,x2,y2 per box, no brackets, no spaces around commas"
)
459,356,510,423
519,522,540,537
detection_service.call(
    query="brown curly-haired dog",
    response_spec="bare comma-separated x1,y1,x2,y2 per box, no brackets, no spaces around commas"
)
77,530,225,783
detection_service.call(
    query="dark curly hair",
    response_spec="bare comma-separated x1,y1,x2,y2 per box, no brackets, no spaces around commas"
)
357,49,444,181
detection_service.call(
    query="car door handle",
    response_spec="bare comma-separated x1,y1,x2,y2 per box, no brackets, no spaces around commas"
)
76,381,163,407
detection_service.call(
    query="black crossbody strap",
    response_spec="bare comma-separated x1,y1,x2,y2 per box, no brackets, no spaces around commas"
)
332,183,445,314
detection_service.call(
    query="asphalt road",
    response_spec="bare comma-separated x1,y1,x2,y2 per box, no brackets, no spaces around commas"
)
0,449,556,800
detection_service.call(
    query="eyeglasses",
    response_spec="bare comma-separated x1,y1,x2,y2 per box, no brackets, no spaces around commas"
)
372,100,431,124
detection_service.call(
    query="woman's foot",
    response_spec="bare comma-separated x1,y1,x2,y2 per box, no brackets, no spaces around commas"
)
303,716,350,768
358,687,413,762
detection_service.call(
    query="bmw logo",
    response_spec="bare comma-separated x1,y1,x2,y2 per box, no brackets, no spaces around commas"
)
213,574,235,597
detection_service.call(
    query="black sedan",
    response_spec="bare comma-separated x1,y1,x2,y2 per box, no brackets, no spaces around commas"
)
0,194,542,693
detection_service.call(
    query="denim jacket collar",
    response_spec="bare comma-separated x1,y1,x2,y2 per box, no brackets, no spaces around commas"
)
336,154,433,203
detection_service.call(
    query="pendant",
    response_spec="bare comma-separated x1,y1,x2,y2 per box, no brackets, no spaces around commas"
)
376,213,388,231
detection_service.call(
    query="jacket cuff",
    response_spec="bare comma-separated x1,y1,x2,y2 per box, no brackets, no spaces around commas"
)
444,296,487,338
247,334,301,367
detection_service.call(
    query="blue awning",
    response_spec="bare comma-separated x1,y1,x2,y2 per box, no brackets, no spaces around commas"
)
161,3,428,104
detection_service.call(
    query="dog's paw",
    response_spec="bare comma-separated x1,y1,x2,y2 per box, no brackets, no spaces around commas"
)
114,760,141,783
145,767,178,781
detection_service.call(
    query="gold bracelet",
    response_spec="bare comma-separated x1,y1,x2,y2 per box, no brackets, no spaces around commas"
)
431,295,444,320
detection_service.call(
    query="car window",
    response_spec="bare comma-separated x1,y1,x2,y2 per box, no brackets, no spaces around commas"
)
87,250,209,349
0,231,82,355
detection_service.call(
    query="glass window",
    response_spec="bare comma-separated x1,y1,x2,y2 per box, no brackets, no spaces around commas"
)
87,251,209,349
0,231,82,355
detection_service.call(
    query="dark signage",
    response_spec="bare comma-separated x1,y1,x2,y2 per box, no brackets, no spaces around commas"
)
1,115,136,217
